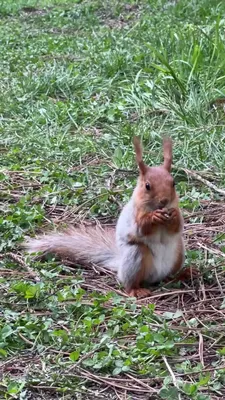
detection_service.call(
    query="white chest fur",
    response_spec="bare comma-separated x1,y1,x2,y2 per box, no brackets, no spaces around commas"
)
143,230,182,283
116,198,184,284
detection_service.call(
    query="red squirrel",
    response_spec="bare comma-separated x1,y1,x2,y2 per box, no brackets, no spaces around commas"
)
24,137,197,298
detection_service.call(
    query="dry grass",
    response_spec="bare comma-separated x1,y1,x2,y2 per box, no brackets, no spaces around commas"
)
2,200,224,398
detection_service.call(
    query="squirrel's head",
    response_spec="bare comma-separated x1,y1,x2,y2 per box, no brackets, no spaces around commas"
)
133,136,178,211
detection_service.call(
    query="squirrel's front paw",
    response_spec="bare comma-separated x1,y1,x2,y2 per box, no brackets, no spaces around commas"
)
168,208,178,220
152,209,170,224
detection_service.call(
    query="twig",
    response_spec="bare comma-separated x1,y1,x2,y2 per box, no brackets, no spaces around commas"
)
209,332,224,349
18,332,34,346
162,356,181,400
29,385,61,391
214,268,224,296
136,289,195,303
197,242,225,258
177,364,225,377
113,388,124,400
198,333,204,367
126,373,157,392
69,347,103,369
73,368,157,393
0,252,41,282
183,168,225,196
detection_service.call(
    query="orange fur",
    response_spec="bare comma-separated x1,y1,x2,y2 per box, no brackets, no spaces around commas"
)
134,166,177,213
163,137,172,172
164,207,182,234
126,243,153,297
165,238,198,282
135,210,160,236
133,136,147,175
129,136,186,294
170,237,184,275
128,288,152,298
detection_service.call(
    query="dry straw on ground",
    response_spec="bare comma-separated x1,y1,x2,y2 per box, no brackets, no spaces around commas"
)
2,199,224,399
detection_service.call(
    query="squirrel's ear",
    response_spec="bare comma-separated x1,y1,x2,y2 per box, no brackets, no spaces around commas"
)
163,137,172,172
133,136,147,175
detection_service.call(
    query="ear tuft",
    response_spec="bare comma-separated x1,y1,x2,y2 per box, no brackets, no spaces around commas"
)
133,136,147,175
163,137,172,172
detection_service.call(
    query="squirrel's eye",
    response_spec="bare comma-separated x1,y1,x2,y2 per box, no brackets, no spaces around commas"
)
145,183,151,191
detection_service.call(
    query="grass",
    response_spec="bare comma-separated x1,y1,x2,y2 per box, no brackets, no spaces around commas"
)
1,0,225,398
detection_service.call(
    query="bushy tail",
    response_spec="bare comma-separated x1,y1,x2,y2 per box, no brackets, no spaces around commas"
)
23,225,118,271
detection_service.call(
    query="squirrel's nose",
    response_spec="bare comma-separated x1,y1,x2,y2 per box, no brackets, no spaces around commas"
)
158,198,168,209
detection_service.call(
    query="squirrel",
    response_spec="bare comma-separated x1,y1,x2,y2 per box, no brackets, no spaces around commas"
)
24,136,197,298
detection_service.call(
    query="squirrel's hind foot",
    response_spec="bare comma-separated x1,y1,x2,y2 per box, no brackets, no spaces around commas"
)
127,288,152,298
